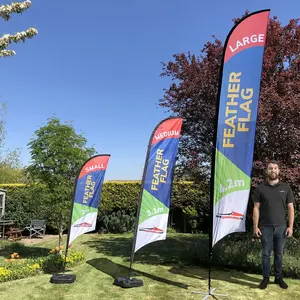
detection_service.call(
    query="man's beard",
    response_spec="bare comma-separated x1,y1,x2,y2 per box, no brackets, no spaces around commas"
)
268,173,278,180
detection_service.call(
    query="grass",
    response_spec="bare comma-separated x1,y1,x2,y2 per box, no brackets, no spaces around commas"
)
0,233,300,299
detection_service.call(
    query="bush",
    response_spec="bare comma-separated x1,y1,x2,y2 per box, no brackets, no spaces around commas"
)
97,210,136,233
186,233,300,278
167,227,177,234
99,181,209,233
42,246,84,273
42,253,64,273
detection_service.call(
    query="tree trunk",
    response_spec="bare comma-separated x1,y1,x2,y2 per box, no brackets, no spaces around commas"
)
58,221,63,255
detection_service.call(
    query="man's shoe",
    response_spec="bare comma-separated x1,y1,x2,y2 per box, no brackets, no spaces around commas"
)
259,277,269,289
274,278,288,289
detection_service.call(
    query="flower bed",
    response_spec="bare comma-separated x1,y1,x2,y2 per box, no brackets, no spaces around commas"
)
0,246,84,282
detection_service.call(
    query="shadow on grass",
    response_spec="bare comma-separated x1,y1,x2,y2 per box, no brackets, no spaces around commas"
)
0,241,49,258
83,234,203,265
84,234,261,289
87,257,190,289
168,266,261,289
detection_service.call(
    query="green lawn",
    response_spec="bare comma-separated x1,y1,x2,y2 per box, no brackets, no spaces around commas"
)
0,233,300,300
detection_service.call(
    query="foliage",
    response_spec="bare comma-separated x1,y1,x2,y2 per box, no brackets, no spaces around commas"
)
0,105,26,184
166,226,177,233
0,0,38,57
27,117,96,246
38,247,84,274
0,150,26,184
41,253,64,273
98,181,209,234
186,233,300,278
98,210,136,234
0,245,84,282
4,181,300,235
2,184,51,228
0,165,25,184
2,181,209,234
160,14,300,202
182,206,199,230
100,181,141,212
0,252,43,282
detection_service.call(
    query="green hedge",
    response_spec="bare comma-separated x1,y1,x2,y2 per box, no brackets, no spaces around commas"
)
0,182,209,233
100,181,208,211
1,182,298,235
1,184,51,229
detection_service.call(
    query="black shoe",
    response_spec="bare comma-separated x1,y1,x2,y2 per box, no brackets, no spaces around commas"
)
274,278,288,289
259,277,269,289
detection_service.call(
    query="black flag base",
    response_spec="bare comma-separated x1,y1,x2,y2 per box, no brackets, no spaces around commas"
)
191,288,228,300
113,277,143,288
50,274,76,284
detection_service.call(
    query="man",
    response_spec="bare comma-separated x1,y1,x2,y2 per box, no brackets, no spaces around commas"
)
253,161,294,290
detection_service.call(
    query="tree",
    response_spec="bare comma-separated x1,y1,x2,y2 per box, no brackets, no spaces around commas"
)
0,149,26,183
0,0,38,179
0,104,26,183
160,14,300,202
27,117,96,247
0,0,38,57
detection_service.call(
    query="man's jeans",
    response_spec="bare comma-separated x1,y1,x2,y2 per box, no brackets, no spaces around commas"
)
260,225,286,279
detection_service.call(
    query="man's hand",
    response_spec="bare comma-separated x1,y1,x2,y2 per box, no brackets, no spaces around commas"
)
286,227,293,237
253,227,262,237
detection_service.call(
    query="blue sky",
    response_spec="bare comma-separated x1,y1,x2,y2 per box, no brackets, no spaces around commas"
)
0,0,299,180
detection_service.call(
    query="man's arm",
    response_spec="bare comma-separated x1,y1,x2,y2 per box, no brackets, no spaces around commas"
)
253,202,262,237
286,186,295,237
286,203,294,237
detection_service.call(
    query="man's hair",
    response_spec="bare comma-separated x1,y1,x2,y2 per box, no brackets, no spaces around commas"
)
267,160,280,169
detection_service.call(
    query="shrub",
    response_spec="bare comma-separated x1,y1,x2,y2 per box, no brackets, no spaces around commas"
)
167,227,177,234
42,247,84,273
97,210,136,233
186,233,300,278
42,253,64,273
0,267,12,281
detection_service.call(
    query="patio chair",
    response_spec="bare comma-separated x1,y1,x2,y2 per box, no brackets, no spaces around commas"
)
24,220,46,238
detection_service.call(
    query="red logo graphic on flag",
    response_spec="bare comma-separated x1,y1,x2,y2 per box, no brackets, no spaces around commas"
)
74,222,92,227
216,211,244,220
139,227,164,234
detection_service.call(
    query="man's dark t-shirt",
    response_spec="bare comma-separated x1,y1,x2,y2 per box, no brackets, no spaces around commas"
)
253,181,294,226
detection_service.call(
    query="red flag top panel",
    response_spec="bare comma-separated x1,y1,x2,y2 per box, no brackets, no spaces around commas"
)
78,155,110,180
151,118,182,145
225,11,269,63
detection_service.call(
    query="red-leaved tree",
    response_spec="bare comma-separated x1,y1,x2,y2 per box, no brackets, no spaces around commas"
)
160,14,300,207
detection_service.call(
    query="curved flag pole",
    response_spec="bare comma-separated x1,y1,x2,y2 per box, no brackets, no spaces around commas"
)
50,154,110,284
191,9,270,299
129,117,177,276
114,117,182,287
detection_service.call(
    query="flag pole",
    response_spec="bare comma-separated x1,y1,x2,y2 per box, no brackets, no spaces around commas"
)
50,154,110,284
115,117,180,288
191,9,271,299
129,117,175,277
